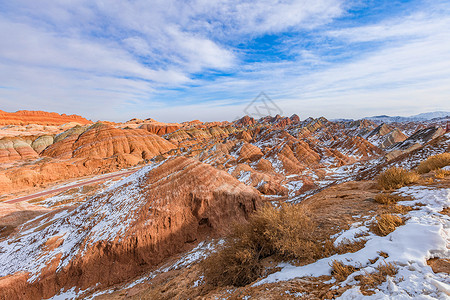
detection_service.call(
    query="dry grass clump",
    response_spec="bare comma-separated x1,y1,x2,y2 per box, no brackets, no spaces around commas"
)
417,153,450,174
387,204,412,215
202,204,319,287
377,167,419,190
330,260,356,281
202,203,359,287
370,214,404,236
435,168,450,179
358,261,398,294
334,238,367,254
374,193,404,205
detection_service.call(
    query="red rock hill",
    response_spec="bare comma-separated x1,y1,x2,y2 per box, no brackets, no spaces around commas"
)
0,110,92,125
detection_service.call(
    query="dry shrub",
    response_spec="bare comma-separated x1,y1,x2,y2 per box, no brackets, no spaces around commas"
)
435,168,450,179
387,204,412,215
201,235,263,287
374,193,404,205
334,238,367,254
377,167,419,190
202,204,319,287
330,260,356,281
370,214,404,236
359,261,398,294
417,153,450,174
255,204,318,261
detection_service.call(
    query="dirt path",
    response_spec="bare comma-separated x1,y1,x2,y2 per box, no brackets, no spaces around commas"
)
4,169,137,204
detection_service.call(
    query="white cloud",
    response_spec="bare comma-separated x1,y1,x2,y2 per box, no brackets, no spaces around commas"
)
0,0,448,122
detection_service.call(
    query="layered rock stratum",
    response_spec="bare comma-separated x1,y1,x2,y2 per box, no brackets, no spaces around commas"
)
0,110,449,299
0,110,91,125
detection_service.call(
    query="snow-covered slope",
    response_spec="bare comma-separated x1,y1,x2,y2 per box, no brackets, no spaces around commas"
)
255,186,450,298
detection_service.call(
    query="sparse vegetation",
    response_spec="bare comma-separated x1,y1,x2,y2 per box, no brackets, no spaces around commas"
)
370,214,404,236
334,238,367,254
435,168,450,179
417,153,450,174
374,193,404,205
202,204,318,286
358,261,398,295
330,260,356,281
374,193,413,214
387,204,412,215
202,204,358,287
377,167,419,190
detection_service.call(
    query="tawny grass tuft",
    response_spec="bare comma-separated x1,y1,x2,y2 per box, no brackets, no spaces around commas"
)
417,153,450,174
359,261,398,295
435,168,450,179
330,260,356,281
377,167,419,190
370,214,404,236
202,203,361,287
374,193,404,205
202,203,318,287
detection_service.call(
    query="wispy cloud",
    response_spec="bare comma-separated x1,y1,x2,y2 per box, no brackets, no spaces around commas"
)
0,0,449,122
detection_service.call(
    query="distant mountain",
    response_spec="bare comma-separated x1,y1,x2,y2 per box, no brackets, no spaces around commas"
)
365,111,450,123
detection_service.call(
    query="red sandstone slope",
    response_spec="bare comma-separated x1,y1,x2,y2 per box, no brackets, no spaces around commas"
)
0,110,92,125
42,123,176,160
0,157,261,299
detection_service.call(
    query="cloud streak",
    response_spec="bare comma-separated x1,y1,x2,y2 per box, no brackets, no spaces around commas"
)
0,0,449,122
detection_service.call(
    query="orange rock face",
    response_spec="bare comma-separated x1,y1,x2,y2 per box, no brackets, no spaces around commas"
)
0,137,39,163
1,111,447,299
139,123,181,135
0,157,261,299
0,110,92,125
42,123,176,160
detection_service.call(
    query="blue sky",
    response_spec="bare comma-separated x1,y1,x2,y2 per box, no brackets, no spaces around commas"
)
0,0,449,122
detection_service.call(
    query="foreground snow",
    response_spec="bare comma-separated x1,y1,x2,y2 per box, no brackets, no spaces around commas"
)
255,186,450,299
0,162,163,282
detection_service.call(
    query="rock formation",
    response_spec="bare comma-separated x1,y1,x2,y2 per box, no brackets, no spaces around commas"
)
0,157,261,299
42,123,176,160
0,110,91,125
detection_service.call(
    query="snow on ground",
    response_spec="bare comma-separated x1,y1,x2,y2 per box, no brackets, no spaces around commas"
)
284,180,304,197
81,240,222,299
38,179,117,207
0,162,164,282
255,186,450,299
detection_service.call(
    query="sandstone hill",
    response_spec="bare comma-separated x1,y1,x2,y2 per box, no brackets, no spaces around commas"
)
0,111,449,299
0,157,260,299
0,110,92,125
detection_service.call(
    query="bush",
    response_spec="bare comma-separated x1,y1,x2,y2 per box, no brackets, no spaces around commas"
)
370,214,404,236
202,204,324,287
417,153,450,174
435,168,450,179
330,260,356,281
377,167,419,190
359,261,398,294
374,193,404,205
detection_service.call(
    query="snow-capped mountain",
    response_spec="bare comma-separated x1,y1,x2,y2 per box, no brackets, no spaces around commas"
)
365,111,450,123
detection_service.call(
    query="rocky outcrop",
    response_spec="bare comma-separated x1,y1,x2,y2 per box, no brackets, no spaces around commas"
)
235,115,256,127
386,126,446,160
139,123,181,135
236,142,263,163
379,128,407,149
290,114,300,123
0,110,91,125
0,137,39,163
30,135,54,153
42,123,176,160
0,157,261,299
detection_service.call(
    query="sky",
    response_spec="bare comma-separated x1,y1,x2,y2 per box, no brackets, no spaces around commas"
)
0,0,449,123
